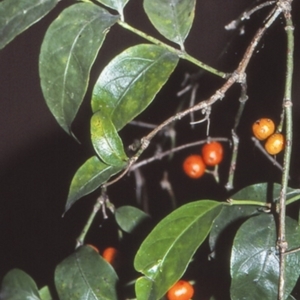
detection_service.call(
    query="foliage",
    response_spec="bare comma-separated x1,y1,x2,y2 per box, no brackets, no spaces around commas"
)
0,0,299,299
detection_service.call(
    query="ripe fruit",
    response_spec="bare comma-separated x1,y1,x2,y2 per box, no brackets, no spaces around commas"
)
252,118,275,140
183,155,206,179
102,247,118,266
167,280,194,300
265,133,284,155
87,244,99,253
202,142,223,166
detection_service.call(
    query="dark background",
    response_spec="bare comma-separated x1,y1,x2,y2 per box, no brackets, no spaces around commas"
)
1,0,300,298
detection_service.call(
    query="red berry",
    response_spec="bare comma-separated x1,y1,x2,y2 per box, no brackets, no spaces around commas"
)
183,155,206,179
167,280,194,300
202,142,223,166
102,247,119,267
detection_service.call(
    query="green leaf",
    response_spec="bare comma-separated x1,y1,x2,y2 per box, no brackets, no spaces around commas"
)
209,183,297,253
91,44,179,131
0,269,40,300
95,0,129,16
134,200,222,299
66,156,124,212
91,111,128,166
115,205,150,233
0,0,58,50
55,245,118,300
39,286,52,300
231,182,297,202
135,277,157,300
230,214,300,300
39,3,118,135
143,0,196,49
209,205,260,254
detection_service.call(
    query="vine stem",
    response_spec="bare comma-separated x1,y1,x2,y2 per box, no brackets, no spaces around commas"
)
117,20,227,78
277,1,294,299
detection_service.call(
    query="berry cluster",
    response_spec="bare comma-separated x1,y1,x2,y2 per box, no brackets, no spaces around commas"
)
183,142,223,179
252,118,284,155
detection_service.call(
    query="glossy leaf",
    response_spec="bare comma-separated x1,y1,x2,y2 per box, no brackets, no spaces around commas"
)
91,44,179,131
115,205,150,233
91,111,128,166
134,200,222,299
209,182,297,252
55,245,118,300
143,0,196,49
66,156,124,212
230,214,300,300
39,3,118,135
39,286,52,300
0,0,58,50
95,0,129,16
231,182,297,203
0,269,40,300
135,277,157,300
209,205,260,254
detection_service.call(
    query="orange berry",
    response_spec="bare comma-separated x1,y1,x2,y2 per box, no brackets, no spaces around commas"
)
202,142,223,166
265,133,284,155
183,155,206,179
102,247,118,266
167,280,194,300
252,118,275,140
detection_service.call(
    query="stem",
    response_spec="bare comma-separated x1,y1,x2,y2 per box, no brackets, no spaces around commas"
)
278,1,294,298
225,74,248,190
226,198,271,208
285,194,300,206
225,1,276,30
251,137,286,173
76,194,104,248
225,130,239,191
117,20,227,78
160,171,177,209
130,137,229,171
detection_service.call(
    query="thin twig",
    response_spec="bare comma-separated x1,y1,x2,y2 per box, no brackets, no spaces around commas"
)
225,1,276,30
251,137,285,172
234,76,248,131
277,1,294,299
117,20,228,78
76,192,106,248
225,74,248,190
129,120,157,129
130,138,229,171
160,171,177,210
225,130,239,191
227,198,271,208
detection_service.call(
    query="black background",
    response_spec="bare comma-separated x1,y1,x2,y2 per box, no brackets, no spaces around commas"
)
1,0,300,299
